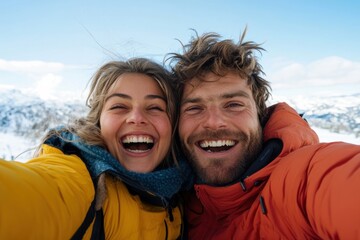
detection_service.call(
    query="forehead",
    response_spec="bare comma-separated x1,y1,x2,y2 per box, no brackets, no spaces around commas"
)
108,73,164,96
182,72,251,100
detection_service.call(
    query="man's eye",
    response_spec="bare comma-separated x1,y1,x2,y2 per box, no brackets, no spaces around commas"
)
184,106,202,113
226,102,244,109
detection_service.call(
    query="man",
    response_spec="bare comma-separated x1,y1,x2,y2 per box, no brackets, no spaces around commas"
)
169,30,360,239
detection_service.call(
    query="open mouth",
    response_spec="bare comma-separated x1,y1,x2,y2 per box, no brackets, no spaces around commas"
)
198,139,236,153
122,135,154,153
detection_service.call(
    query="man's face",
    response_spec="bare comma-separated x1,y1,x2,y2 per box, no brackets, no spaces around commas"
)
179,72,263,185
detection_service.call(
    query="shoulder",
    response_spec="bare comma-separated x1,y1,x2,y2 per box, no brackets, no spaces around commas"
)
261,142,360,237
272,141,360,179
265,141,360,210
28,144,89,174
264,141,360,204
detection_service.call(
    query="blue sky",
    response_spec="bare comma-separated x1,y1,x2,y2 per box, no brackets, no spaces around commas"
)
1,0,359,100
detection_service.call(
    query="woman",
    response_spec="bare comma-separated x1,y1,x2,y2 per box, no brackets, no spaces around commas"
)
0,58,193,239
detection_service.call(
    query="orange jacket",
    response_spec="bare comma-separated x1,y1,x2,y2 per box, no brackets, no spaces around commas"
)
186,103,360,239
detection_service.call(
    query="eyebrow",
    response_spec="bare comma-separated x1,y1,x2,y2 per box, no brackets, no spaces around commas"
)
105,93,166,102
181,90,250,105
223,90,250,99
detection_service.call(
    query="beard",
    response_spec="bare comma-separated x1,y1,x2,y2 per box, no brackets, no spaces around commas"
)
181,127,263,186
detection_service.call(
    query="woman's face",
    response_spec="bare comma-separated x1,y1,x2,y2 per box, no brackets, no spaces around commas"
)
100,73,172,173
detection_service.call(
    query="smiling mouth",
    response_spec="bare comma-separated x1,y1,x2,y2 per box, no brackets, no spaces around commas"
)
122,135,154,153
198,139,236,152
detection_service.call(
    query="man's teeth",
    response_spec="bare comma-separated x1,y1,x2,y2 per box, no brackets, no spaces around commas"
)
122,135,154,143
199,140,235,148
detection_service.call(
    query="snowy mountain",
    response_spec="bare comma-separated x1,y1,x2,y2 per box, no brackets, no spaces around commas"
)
0,89,87,160
0,89,87,140
0,89,359,162
270,93,360,139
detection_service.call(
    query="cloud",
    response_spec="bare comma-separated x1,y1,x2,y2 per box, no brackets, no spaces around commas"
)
268,56,360,90
18,73,63,101
0,59,64,74
0,58,67,100
36,73,62,89
0,84,16,90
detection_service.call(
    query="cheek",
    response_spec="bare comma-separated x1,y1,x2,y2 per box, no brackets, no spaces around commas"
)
160,119,172,141
99,113,116,140
155,118,172,158
236,114,260,133
178,117,191,140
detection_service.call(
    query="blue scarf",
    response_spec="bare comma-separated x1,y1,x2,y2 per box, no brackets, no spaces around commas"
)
45,130,193,207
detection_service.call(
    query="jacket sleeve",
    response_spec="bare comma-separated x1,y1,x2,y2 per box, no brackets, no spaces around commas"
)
0,144,95,239
306,142,360,239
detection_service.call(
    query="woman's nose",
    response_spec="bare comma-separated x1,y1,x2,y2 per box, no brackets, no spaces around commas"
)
126,108,147,125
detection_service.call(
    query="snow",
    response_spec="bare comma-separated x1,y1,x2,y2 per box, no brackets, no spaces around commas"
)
312,127,359,144
0,132,38,162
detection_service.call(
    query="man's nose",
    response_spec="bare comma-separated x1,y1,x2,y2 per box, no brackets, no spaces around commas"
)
202,107,226,130
126,108,147,125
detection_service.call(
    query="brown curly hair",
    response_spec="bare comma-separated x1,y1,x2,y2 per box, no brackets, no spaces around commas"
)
167,29,271,123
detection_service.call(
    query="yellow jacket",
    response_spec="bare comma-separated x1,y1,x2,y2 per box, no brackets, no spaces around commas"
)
0,144,182,239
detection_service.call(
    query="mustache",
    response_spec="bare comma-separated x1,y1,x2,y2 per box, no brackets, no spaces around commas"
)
187,129,248,144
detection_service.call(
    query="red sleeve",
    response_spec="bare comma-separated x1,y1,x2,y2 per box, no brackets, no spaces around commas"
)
306,142,360,239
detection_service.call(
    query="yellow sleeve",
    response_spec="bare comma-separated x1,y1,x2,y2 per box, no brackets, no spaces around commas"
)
0,144,95,239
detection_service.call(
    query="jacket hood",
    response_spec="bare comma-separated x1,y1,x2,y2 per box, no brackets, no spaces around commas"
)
263,102,319,157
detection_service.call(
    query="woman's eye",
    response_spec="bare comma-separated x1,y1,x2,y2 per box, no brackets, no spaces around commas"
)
109,104,127,110
151,106,164,111
148,105,165,112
